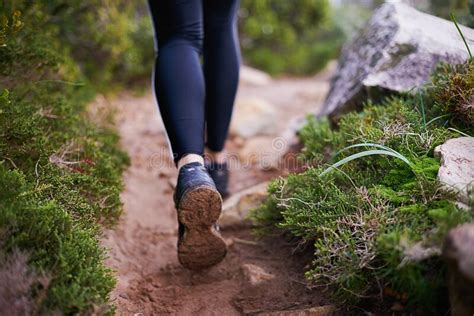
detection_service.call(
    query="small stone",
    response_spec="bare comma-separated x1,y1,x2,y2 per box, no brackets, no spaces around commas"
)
241,263,274,286
230,98,277,138
239,136,281,170
390,302,404,312
224,238,235,248
434,137,474,207
158,171,168,178
240,65,272,86
258,305,336,316
232,136,245,147
306,305,336,316
218,182,269,228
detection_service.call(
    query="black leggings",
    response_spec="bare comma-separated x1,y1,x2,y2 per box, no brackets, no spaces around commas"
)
148,0,240,163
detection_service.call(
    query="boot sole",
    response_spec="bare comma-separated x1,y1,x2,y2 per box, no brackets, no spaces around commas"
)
177,185,227,270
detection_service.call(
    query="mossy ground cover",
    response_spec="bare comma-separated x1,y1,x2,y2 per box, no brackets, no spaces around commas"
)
251,60,473,313
0,2,133,314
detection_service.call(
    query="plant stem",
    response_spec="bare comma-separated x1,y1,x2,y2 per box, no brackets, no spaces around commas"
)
451,13,472,58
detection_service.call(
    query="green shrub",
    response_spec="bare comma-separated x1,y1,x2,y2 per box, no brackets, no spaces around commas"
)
238,0,344,75
250,60,473,313
1,3,128,313
1,1,154,91
41,0,154,90
8,0,344,80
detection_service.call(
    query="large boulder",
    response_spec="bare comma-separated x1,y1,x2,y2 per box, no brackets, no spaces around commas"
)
320,3,474,119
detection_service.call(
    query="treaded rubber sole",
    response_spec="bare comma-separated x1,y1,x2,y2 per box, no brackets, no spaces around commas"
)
177,185,227,270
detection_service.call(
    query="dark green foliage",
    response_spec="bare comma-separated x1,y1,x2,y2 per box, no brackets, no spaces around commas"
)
5,0,345,82
238,0,344,75
1,3,128,313
0,164,117,312
5,0,344,81
250,60,473,312
40,0,154,89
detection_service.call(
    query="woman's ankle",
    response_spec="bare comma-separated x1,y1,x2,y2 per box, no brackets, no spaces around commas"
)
177,154,204,170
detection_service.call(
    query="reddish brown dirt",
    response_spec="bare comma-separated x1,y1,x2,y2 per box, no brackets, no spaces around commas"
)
101,74,332,315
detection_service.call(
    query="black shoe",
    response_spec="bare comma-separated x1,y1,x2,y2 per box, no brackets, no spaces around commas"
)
174,162,227,270
205,161,230,198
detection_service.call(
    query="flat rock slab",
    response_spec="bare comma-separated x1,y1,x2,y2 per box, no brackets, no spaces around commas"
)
434,137,474,207
219,181,269,228
320,3,474,119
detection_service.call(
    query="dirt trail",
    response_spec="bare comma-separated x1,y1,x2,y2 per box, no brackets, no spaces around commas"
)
101,70,332,315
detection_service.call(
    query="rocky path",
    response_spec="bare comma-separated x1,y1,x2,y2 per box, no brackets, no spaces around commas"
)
100,67,333,315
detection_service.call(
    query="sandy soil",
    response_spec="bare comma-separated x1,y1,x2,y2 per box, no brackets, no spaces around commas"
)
101,73,332,315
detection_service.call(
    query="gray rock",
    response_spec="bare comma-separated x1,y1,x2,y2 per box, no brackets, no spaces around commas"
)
443,224,474,316
320,3,474,119
434,137,474,208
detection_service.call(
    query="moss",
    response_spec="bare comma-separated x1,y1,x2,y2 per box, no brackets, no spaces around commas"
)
251,60,473,313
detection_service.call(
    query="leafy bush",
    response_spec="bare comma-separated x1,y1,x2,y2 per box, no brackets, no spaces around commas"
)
251,60,473,313
1,2,128,313
1,1,154,91
10,0,344,80
41,0,154,89
238,0,344,75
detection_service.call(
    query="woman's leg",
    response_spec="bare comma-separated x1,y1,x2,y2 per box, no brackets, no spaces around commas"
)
149,1,227,271
203,0,241,156
148,0,205,165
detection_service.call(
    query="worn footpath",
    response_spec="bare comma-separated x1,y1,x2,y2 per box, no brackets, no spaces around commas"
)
100,66,335,315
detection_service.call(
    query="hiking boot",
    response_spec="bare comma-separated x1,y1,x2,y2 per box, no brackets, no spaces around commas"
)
174,162,227,270
205,161,230,198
